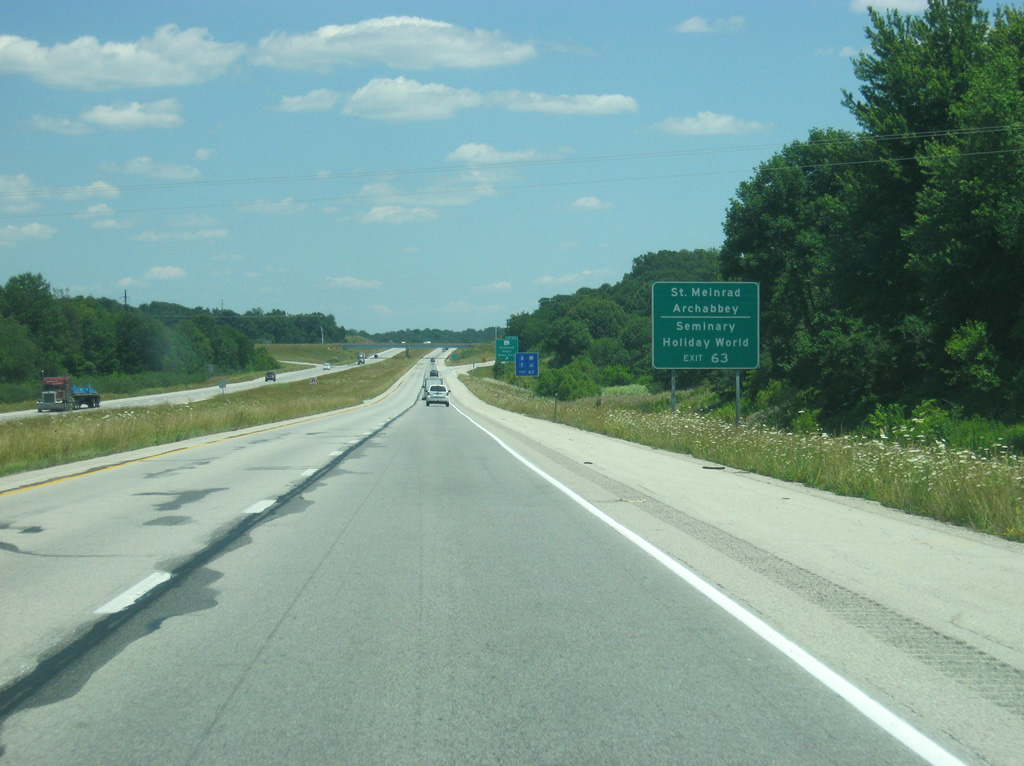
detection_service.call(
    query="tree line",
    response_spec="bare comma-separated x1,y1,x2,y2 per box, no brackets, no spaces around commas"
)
355,327,501,345
720,0,1024,427
0,272,345,384
500,0,1024,431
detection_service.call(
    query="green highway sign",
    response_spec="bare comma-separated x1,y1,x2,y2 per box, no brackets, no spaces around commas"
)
652,282,759,369
496,336,518,362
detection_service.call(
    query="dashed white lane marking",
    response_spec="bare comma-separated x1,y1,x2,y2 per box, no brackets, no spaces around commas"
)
95,572,172,615
458,408,967,766
301,468,317,477
329,450,343,457
244,499,275,515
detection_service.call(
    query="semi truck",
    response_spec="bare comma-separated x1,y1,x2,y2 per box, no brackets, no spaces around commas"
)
37,376,101,412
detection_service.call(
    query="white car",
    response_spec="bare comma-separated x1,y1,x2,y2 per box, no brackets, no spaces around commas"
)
323,362,331,370
425,384,449,407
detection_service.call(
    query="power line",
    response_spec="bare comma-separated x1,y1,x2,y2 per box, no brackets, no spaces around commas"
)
3,124,1022,221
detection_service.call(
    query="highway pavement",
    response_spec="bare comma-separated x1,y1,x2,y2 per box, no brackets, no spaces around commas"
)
0,356,1020,763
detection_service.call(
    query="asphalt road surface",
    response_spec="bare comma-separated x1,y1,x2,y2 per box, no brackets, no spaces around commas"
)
1,357,1019,764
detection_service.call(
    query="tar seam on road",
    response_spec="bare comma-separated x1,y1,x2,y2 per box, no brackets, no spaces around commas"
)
511,431,1024,722
0,389,421,721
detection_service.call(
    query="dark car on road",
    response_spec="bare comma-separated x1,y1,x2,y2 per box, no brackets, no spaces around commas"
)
265,371,277,382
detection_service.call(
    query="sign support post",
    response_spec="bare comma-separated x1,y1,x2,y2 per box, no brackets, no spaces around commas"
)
736,371,741,426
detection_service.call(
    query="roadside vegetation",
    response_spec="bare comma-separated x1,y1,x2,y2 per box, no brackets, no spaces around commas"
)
440,343,494,367
260,341,380,368
462,372,1024,543
0,353,425,478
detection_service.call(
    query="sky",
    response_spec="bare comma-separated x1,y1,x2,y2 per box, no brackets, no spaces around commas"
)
0,0,1003,333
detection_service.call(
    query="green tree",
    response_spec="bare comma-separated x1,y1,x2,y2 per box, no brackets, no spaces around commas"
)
566,296,627,341
115,312,168,374
0,316,40,382
543,317,592,367
905,11,1024,377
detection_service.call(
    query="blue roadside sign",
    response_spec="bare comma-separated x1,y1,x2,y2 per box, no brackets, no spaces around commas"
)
515,352,539,377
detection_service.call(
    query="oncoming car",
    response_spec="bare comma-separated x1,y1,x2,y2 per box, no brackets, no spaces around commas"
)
323,362,331,371
425,384,450,407
264,371,277,382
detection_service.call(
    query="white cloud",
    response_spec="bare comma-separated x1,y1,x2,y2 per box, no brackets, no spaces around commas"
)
242,198,307,214
344,76,482,121
850,0,927,11
0,25,245,90
327,276,383,289
74,203,114,218
492,91,637,115
446,143,549,164
675,16,745,34
368,304,396,317
133,229,227,242
475,281,512,291
92,218,119,229
277,88,341,112
0,222,56,247
342,79,636,121
144,266,186,280
194,148,213,161
814,46,861,58
253,16,535,71
535,269,608,285
30,115,91,134
654,111,771,136
105,156,200,180
81,98,183,130
0,177,119,211
353,176,494,213
361,205,438,223
57,181,120,201
570,196,613,210
0,174,38,213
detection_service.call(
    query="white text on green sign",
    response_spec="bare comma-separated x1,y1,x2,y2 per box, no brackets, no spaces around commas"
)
651,282,759,369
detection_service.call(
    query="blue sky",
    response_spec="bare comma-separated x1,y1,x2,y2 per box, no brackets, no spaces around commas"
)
0,1,998,333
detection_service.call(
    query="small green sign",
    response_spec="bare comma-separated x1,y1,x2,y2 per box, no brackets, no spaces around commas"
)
652,282,759,369
496,336,518,362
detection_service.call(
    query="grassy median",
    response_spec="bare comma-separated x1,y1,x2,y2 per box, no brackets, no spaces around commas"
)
0,352,424,478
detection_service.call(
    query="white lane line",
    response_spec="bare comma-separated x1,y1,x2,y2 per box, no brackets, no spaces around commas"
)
244,499,275,515
301,468,317,477
329,450,343,457
95,572,172,615
458,409,967,766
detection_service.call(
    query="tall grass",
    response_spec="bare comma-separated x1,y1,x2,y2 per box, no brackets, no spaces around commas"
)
463,376,1024,542
0,354,424,478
